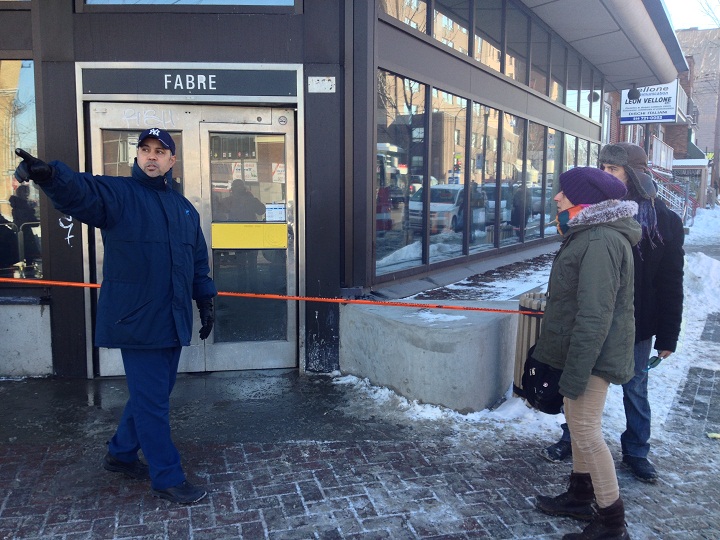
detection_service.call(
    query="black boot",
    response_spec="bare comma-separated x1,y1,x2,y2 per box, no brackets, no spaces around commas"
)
562,497,630,539
536,472,595,521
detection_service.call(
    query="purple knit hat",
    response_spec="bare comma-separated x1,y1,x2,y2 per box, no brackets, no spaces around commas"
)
560,167,627,205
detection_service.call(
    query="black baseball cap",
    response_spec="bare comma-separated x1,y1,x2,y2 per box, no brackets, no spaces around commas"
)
137,128,176,155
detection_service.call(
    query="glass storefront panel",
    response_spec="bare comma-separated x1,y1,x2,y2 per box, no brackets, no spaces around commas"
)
468,103,497,254
427,92,467,264
2,61,39,278
546,128,561,237
87,1,293,4
565,133,577,171
550,37,565,104
376,70,426,276
474,0,503,72
209,133,286,223
526,121,546,242
530,21,549,95
500,112,526,247
592,72,603,123
380,0,428,32
505,1,528,86
590,142,600,168
433,0,470,55
579,61,592,118
565,52,580,112
577,138,589,167
213,249,287,342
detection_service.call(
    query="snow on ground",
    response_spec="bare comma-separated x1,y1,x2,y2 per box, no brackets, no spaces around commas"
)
334,205,720,444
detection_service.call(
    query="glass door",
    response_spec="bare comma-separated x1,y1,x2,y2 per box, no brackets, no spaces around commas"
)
88,103,297,375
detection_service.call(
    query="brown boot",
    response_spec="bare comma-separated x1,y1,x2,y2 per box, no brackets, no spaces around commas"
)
562,497,630,539
536,472,595,521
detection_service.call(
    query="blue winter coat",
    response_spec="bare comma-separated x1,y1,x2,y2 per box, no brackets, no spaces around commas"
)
40,160,217,349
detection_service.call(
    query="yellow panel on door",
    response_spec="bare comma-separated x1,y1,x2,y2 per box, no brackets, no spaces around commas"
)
211,223,287,249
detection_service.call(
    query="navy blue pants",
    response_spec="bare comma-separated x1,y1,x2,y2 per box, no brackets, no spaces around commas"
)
107,346,185,490
558,338,653,458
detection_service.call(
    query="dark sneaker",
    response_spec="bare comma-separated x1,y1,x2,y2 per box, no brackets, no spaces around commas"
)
152,481,207,504
540,440,572,463
103,453,150,480
622,455,658,483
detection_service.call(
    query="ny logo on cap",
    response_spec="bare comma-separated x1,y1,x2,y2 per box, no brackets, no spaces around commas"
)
148,128,162,137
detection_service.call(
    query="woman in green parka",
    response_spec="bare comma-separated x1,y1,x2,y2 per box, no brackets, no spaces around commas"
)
533,167,642,540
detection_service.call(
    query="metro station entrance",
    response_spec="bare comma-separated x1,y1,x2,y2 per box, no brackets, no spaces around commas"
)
87,103,297,376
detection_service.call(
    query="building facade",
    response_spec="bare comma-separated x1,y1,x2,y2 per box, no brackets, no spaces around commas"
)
0,0,686,378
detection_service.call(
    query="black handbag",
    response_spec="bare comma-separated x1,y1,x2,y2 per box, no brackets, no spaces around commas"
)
521,345,564,415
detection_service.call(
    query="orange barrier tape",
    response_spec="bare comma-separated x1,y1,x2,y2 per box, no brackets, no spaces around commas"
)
0,277,543,316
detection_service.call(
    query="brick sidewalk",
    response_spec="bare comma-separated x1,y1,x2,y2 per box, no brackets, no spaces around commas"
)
1,365,720,539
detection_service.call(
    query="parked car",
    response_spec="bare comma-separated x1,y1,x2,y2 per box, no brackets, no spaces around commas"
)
481,184,513,224
408,184,464,233
530,186,554,214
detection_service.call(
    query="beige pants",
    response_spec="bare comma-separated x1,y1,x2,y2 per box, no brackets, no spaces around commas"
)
564,375,620,508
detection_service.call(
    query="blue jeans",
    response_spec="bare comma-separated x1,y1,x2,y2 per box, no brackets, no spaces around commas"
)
108,347,185,490
558,338,653,459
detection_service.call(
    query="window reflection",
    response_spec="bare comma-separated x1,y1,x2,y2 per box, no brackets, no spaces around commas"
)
530,21,549,95
525,121,546,242
500,113,526,246
433,0,470,55
468,103,499,254
86,1,293,4
209,133,285,223
505,1,528,85
427,91,466,264
565,133,577,171
376,70,426,276
380,0,428,32
577,138,589,167
566,52,580,112
550,37,566,104
474,0,502,72
1,60,39,279
546,128,561,236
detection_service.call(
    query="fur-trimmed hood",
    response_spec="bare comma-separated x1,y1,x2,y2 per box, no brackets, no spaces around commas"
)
567,199,642,246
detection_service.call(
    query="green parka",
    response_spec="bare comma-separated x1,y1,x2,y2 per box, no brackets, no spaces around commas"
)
532,200,642,400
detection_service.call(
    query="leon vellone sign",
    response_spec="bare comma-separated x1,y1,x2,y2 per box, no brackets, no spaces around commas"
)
620,81,679,124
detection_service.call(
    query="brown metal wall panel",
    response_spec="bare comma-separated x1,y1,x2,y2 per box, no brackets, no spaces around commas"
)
0,11,32,54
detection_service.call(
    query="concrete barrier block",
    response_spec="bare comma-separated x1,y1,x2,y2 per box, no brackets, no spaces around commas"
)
0,303,53,377
339,300,518,413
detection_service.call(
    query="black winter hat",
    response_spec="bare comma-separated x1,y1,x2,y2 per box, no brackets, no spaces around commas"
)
559,167,627,205
599,142,655,200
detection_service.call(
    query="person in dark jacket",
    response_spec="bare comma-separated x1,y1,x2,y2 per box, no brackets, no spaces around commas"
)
9,183,41,264
14,128,217,505
542,143,685,486
533,167,641,540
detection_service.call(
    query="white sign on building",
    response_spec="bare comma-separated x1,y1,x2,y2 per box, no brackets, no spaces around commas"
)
620,81,678,124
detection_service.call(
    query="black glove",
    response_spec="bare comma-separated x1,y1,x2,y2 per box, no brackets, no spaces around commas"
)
15,148,54,184
196,298,214,340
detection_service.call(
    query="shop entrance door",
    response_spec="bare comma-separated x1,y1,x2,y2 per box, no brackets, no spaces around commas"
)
88,103,297,376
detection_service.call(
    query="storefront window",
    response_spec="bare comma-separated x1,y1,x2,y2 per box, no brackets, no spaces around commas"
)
500,112,526,247
546,128,560,236
589,142,600,167
577,138,589,167
474,0,502,72
505,0,528,86
565,52,580,112
375,70,426,276
1,60,39,279
579,61,592,118
433,0,470,56
592,72,603,123
565,134,577,171
526,121,546,242
380,0,428,32
427,91,466,264
530,21,549,95
549,37,565,104
468,103,497,254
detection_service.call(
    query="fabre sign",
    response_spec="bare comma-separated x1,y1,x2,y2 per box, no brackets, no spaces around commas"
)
620,81,678,124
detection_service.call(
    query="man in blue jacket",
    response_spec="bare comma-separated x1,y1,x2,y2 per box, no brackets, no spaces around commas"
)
15,128,217,504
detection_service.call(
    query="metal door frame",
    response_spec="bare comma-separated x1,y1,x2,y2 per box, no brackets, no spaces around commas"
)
74,62,306,378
